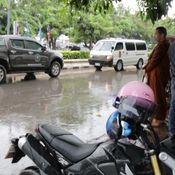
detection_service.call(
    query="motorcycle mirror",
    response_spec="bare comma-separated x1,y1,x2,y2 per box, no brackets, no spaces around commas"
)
115,112,123,141
113,97,120,109
42,46,47,51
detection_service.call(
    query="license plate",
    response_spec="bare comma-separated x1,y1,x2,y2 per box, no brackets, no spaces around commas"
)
5,144,17,159
95,63,100,66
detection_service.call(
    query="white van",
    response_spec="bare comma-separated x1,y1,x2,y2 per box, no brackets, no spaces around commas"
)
89,38,148,71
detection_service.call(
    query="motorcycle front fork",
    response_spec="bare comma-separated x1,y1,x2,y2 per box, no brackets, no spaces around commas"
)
149,150,175,175
149,152,162,175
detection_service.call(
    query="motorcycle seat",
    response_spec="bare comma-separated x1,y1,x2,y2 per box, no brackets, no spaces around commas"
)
38,124,99,163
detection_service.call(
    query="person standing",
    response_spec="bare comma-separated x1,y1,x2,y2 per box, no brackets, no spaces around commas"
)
143,27,170,127
168,37,175,140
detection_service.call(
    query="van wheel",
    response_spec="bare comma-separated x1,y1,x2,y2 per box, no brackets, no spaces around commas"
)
136,59,143,70
0,64,6,84
114,61,123,72
95,66,102,71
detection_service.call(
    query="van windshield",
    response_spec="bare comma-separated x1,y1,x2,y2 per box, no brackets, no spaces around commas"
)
93,41,115,51
0,38,5,46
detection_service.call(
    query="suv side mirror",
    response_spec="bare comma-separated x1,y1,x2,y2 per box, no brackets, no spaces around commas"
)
111,46,114,51
42,46,47,51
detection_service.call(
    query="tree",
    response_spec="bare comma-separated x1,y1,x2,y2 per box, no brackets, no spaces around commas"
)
69,4,154,47
66,0,173,23
0,0,8,34
0,0,174,49
71,7,117,48
155,17,175,35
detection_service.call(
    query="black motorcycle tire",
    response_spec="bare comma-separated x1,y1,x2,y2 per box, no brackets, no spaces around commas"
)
19,170,39,175
19,168,40,175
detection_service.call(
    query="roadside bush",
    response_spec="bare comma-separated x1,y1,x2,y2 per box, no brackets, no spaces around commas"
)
60,51,90,59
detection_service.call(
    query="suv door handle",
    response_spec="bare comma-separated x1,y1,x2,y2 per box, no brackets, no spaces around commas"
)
10,50,16,54
28,51,34,55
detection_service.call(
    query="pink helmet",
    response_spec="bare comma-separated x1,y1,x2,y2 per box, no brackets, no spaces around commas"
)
118,81,155,103
114,81,156,123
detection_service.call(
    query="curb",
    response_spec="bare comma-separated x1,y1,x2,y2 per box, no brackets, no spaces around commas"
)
63,59,93,70
63,65,93,70
64,59,88,63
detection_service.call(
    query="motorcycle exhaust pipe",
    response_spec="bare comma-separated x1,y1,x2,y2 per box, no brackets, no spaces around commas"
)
18,134,61,175
159,152,175,175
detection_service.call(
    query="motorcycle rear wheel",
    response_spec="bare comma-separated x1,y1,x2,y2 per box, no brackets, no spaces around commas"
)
19,170,39,175
19,166,40,175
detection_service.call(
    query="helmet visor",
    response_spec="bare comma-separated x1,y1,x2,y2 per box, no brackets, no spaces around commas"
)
118,96,156,122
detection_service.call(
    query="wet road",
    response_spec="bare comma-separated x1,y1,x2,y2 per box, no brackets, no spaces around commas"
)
0,69,145,174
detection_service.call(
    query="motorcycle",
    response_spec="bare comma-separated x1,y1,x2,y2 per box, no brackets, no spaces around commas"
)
5,111,175,175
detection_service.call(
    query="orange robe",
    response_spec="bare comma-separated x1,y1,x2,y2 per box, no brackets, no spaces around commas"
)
144,40,170,121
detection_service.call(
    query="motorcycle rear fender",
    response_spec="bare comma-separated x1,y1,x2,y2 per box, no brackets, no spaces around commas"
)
5,138,25,163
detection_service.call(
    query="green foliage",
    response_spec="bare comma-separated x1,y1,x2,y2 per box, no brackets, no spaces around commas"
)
68,0,117,12
67,0,173,23
0,0,8,34
61,51,90,59
155,17,175,36
70,5,154,45
137,0,172,23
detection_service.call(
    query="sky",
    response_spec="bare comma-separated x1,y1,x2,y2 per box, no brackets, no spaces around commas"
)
115,0,175,17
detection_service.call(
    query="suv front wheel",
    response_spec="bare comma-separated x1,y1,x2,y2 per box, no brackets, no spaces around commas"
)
49,61,61,78
0,65,6,84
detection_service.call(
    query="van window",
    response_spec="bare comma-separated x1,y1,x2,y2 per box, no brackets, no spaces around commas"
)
93,41,115,51
125,43,135,51
115,42,123,50
136,43,147,50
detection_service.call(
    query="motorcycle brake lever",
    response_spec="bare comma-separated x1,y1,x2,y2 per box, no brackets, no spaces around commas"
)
140,124,151,132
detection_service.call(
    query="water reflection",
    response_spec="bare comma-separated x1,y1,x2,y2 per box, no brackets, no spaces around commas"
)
0,69,142,174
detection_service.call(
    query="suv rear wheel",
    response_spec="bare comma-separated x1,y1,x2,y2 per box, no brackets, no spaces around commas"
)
0,65,6,84
49,61,61,78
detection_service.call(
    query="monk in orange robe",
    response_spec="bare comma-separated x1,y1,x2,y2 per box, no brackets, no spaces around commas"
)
143,27,170,127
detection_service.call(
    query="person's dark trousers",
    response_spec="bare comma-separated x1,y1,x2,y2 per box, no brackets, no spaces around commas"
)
169,77,175,137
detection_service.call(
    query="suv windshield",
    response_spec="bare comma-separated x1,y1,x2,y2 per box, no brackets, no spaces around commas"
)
93,41,115,51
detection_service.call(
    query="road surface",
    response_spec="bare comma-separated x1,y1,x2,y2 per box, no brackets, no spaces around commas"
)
0,69,166,175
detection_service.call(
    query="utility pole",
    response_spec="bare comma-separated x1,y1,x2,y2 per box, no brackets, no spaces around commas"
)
7,0,11,35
